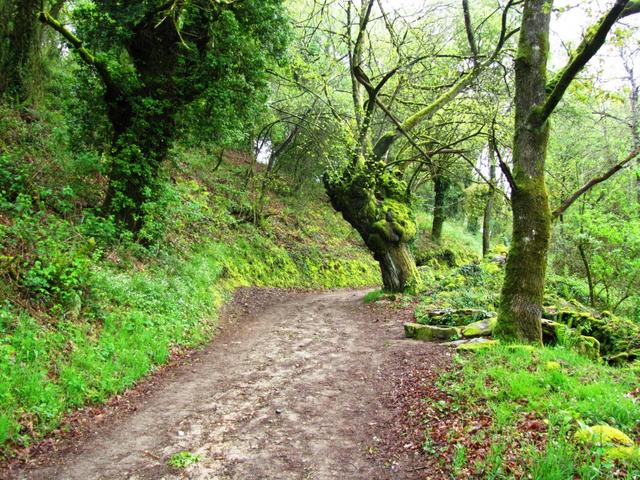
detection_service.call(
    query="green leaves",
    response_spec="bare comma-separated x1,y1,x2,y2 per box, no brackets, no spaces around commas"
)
48,0,290,232
167,451,201,468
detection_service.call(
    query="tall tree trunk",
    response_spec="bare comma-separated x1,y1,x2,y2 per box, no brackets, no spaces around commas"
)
628,68,640,206
622,55,640,205
495,0,637,342
432,174,448,244
495,0,552,344
482,147,496,257
0,0,41,101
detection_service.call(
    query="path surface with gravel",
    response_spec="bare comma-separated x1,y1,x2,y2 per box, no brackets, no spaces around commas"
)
5,288,452,480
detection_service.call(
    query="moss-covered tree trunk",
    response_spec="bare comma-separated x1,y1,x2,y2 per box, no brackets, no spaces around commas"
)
324,158,420,292
379,242,419,292
495,0,639,342
495,0,552,344
497,179,550,342
432,174,448,244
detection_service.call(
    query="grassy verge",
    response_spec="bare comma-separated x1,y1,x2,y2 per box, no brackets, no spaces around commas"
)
0,166,380,455
432,345,640,479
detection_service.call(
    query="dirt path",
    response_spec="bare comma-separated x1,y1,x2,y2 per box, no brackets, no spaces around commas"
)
6,289,451,480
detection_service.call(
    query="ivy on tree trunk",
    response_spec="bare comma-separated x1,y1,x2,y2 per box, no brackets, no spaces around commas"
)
40,0,286,233
0,0,41,101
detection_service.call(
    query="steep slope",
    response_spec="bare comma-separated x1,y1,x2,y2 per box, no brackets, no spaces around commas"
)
0,108,379,456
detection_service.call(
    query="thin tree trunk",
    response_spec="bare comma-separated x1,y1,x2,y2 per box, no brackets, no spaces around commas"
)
578,242,595,307
432,174,448,244
625,61,640,205
482,146,497,257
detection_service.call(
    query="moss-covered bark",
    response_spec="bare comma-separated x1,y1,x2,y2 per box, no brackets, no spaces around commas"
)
324,157,420,292
495,0,552,344
495,177,551,343
379,242,418,292
496,0,639,343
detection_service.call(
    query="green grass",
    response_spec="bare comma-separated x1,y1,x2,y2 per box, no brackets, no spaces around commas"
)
167,451,201,468
0,166,380,455
415,259,504,318
363,289,385,303
445,345,640,478
412,211,482,269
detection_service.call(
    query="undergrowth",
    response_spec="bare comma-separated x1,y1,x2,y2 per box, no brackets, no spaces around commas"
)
407,219,640,477
444,345,640,478
0,111,380,454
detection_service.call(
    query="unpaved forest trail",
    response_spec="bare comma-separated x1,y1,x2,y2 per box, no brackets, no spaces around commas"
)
8,289,451,480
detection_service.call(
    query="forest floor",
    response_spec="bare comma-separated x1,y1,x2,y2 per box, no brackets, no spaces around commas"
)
1,288,453,480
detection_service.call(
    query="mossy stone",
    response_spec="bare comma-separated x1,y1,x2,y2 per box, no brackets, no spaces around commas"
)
574,425,634,447
545,361,561,370
456,339,499,352
608,350,640,366
549,308,640,359
404,323,460,341
605,446,640,464
461,317,497,338
417,308,495,327
540,318,570,345
574,335,600,361
505,344,537,353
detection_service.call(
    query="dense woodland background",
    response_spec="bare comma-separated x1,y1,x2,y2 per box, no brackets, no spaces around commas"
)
1,0,640,477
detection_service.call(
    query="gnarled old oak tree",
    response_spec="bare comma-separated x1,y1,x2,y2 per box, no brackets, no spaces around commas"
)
40,0,286,231
495,0,640,343
324,0,519,291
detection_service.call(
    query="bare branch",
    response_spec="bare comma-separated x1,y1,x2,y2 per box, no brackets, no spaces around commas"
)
458,152,511,203
352,0,375,68
372,0,521,160
552,146,640,219
537,0,635,126
462,0,478,64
